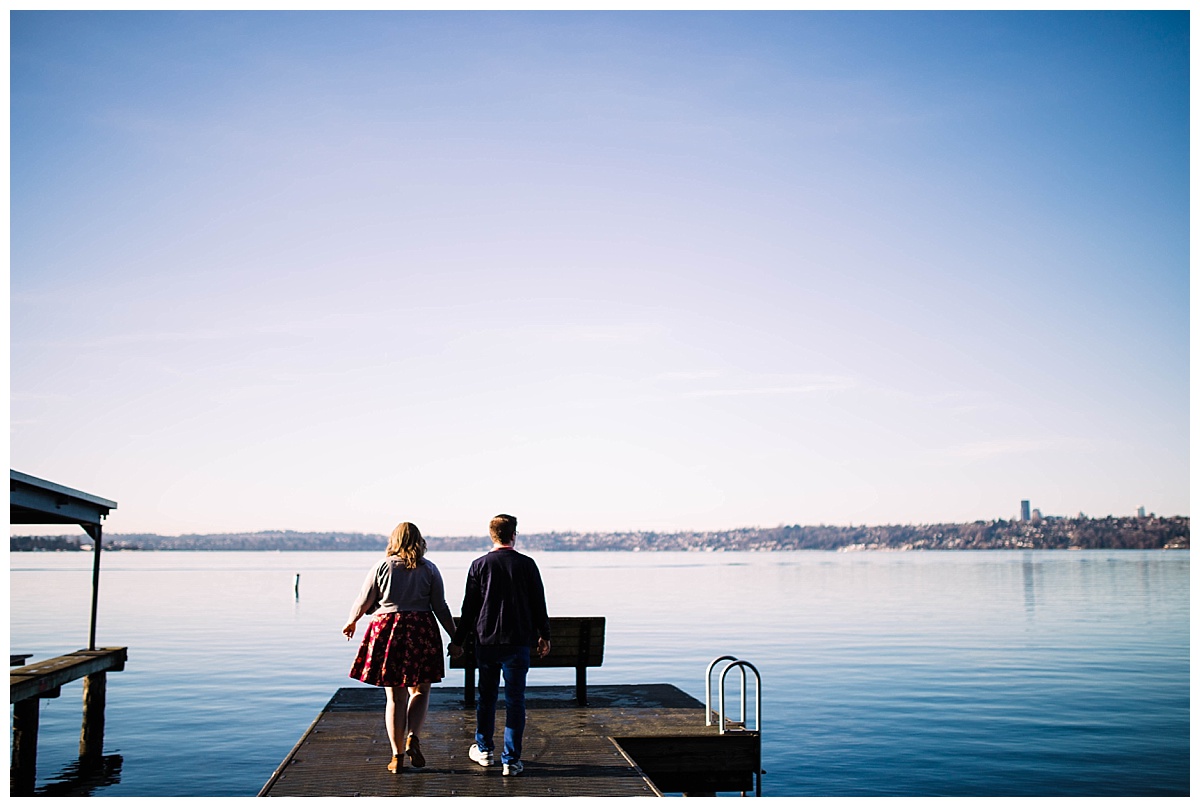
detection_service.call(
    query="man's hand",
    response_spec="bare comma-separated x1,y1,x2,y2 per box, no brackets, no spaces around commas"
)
448,643,464,659
536,638,551,658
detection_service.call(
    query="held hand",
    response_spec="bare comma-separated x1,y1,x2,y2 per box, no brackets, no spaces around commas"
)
536,638,551,658
448,643,464,659
342,622,356,640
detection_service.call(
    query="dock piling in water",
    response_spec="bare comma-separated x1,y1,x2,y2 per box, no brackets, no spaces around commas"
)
79,671,107,760
9,648,128,796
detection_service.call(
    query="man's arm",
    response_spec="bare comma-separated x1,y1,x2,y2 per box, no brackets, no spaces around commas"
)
529,560,551,657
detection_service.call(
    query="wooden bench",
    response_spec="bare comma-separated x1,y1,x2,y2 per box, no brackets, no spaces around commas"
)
449,616,605,707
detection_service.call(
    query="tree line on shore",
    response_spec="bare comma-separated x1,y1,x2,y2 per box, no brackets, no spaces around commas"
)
10,516,1189,552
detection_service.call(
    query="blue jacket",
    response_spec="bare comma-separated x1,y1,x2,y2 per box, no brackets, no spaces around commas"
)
454,545,550,648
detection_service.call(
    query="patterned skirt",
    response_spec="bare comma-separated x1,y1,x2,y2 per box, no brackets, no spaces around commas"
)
349,610,445,687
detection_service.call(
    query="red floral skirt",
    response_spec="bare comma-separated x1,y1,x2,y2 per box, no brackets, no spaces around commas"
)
349,610,445,687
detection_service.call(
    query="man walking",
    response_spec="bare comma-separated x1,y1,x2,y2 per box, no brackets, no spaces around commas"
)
449,514,551,777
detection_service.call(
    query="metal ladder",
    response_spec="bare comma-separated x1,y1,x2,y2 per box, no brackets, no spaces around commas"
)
705,655,763,796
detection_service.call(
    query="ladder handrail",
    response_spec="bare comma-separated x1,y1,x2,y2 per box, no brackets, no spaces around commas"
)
705,655,764,796
718,659,761,735
720,659,749,724
704,655,739,726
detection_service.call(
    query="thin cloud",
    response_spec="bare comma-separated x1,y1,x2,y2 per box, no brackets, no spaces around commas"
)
935,437,1097,461
682,376,857,398
16,323,315,350
10,392,73,402
561,324,664,343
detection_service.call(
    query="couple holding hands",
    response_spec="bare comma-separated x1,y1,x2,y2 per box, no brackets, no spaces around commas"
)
342,514,550,777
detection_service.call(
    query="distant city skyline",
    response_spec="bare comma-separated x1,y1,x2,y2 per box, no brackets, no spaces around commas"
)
9,471,1160,538
9,11,1190,536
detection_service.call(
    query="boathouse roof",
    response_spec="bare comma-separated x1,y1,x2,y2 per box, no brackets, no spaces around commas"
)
10,469,117,526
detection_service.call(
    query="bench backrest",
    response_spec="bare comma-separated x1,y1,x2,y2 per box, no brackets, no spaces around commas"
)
449,616,605,669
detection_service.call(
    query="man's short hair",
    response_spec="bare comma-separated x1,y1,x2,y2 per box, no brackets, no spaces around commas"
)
490,514,517,545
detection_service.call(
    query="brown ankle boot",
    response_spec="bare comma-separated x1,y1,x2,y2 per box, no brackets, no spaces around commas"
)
405,734,426,768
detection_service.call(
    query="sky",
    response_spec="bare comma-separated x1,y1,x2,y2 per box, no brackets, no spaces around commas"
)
8,10,1191,537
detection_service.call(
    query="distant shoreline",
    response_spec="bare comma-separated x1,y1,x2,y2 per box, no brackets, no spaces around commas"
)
10,516,1189,552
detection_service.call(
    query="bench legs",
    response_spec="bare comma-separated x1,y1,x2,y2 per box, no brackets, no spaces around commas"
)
463,666,476,707
575,667,588,707
461,664,589,707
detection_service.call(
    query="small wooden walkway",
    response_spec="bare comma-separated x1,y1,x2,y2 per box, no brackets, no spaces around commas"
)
260,684,758,797
10,648,128,796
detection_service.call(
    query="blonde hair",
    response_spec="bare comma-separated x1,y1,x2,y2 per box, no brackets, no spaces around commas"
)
386,522,426,569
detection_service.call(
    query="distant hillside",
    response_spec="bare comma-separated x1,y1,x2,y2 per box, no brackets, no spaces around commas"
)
504,516,1189,551
10,531,389,552
10,516,1189,552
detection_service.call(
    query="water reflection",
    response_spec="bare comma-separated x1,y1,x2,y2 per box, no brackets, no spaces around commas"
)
37,754,123,796
1022,552,1036,617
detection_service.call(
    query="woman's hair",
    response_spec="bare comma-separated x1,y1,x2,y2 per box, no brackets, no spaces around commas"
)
489,514,517,545
386,522,426,569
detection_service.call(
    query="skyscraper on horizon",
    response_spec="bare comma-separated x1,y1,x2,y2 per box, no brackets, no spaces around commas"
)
1021,500,1031,521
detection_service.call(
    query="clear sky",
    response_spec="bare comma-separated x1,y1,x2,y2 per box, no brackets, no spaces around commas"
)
9,10,1190,537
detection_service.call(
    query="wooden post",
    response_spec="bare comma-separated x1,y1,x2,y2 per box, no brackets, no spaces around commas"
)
575,667,587,707
575,620,591,706
83,525,103,651
80,671,107,760
11,698,39,795
464,665,476,707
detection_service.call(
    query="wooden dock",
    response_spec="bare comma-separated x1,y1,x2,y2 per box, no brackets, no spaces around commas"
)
259,684,760,797
10,648,128,796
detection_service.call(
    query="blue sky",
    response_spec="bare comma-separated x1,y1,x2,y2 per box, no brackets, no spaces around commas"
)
9,11,1190,536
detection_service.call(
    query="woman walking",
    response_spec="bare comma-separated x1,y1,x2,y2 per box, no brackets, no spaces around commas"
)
343,522,457,773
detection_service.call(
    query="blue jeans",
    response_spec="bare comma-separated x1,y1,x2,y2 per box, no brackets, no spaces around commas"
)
475,644,530,765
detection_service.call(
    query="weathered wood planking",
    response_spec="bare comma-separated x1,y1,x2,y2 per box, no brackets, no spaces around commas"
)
260,684,759,797
10,648,127,703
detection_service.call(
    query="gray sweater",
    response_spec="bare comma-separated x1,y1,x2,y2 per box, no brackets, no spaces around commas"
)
348,556,456,638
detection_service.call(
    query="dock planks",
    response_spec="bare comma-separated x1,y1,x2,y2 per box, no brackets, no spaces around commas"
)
260,684,752,797
10,648,127,703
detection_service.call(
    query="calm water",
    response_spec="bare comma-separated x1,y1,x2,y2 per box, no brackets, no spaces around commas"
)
9,549,1190,796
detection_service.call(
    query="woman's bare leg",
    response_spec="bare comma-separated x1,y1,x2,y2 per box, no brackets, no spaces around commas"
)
406,682,431,738
384,686,411,756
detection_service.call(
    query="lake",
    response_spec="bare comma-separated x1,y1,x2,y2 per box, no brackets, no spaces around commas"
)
9,549,1189,796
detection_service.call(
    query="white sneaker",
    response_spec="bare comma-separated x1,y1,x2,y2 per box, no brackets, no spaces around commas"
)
502,760,524,777
468,744,494,767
